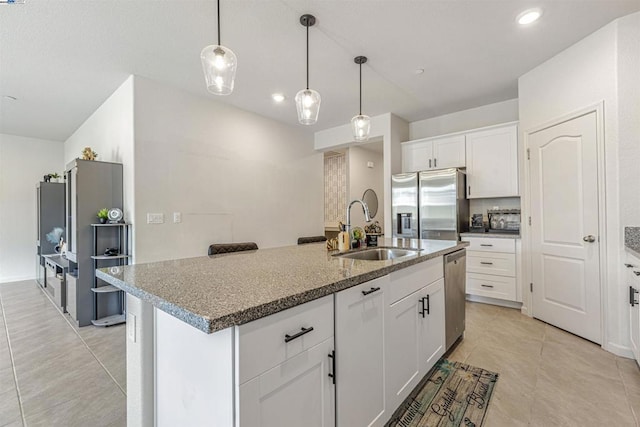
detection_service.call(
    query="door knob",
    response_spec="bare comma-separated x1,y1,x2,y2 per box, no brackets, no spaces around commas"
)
583,235,596,243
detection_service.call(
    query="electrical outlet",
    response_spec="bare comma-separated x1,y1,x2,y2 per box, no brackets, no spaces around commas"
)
173,212,182,223
147,213,164,224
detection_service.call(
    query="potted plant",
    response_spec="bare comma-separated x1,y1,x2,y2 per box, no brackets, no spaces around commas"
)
48,173,61,183
97,208,109,224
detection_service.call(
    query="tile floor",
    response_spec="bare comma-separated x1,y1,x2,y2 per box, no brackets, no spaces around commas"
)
1,280,639,426
0,280,125,427
448,301,640,426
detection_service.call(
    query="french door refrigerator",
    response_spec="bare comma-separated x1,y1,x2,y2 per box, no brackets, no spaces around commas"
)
392,168,468,240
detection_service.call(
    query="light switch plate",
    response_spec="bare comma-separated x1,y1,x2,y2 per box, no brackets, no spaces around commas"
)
173,212,181,223
147,213,164,224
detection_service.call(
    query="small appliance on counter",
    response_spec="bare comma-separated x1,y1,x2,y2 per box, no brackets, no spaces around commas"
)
487,209,521,233
470,213,486,232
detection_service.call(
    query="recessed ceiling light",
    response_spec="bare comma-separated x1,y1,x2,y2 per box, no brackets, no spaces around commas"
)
3,95,17,101
415,68,425,75
517,8,543,25
272,93,285,103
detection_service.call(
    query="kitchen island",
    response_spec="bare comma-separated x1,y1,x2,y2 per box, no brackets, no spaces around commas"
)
97,238,467,427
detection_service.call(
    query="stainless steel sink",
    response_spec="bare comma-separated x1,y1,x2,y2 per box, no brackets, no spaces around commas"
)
334,247,421,261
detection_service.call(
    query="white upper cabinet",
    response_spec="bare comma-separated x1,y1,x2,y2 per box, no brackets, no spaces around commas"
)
466,123,519,198
402,134,466,172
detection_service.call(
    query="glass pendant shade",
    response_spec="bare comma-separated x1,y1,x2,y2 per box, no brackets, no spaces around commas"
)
351,114,371,141
200,44,237,96
295,88,321,125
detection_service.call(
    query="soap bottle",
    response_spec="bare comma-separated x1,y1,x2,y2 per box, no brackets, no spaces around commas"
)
338,225,350,252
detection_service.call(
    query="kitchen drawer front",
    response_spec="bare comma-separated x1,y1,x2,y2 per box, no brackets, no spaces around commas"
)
238,295,334,385
467,273,516,301
462,237,515,253
467,251,515,277
388,257,443,305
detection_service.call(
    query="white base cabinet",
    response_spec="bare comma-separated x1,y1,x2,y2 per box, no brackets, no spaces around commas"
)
462,236,519,302
239,338,335,427
385,259,445,412
626,253,640,363
150,256,450,427
335,276,388,427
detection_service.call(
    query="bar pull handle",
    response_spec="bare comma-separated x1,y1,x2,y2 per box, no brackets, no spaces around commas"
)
625,263,635,268
429,158,432,168
480,261,494,265
328,351,336,384
481,284,494,288
434,158,437,168
630,286,639,307
480,244,493,247
635,271,640,277
362,286,381,296
426,294,430,315
284,326,314,343
419,297,426,318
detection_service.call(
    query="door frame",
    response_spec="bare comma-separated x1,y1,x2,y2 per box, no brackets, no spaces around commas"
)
522,102,607,347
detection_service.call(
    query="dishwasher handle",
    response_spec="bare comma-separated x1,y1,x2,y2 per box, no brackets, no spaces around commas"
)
444,249,466,264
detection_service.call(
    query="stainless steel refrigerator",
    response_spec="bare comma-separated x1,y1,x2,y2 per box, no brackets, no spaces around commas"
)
392,168,469,240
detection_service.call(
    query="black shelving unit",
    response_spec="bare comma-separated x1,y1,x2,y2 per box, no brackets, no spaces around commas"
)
91,223,130,327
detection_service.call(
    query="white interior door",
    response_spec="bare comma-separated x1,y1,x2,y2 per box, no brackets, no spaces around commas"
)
529,111,601,344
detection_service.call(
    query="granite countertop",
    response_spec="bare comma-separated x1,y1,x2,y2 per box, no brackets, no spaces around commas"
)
460,232,520,239
625,227,640,258
97,238,467,334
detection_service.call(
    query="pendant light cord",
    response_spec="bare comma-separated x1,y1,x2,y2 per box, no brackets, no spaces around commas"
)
359,62,362,115
306,23,309,90
217,0,221,46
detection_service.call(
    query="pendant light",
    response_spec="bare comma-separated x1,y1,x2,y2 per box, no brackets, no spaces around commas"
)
351,56,370,141
295,14,321,125
200,0,237,95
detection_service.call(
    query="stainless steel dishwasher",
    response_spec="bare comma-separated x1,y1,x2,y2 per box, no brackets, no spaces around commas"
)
444,249,466,350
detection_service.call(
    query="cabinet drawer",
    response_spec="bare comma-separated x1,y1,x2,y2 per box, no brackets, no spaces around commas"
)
467,273,516,301
467,251,515,277
238,295,334,384
462,237,515,253
388,257,443,305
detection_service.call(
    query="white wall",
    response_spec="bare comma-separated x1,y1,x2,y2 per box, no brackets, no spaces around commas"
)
617,13,640,231
0,134,64,282
518,12,640,356
409,99,519,140
64,75,135,257
133,77,323,264
347,146,384,230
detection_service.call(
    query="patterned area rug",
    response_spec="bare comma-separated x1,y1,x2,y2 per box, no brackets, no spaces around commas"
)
387,359,499,427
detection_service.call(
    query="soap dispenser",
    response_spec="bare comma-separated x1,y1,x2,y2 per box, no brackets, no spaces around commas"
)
338,224,350,252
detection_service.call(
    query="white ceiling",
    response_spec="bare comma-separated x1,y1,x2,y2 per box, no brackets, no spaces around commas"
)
1,0,638,142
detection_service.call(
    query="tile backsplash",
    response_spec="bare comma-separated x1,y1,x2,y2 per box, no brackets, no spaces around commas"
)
469,197,521,215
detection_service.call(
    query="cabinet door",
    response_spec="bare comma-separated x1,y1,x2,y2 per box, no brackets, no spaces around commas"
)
402,141,432,172
385,287,422,412
628,262,640,362
419,279,445,373
432,135,466,169
335,277,387,427
466,124,518,198
239,338,335,427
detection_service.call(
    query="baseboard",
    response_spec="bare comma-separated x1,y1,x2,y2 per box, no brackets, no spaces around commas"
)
605,342,634,359
520,305,531,317
465,294,523,309
0,275,36,284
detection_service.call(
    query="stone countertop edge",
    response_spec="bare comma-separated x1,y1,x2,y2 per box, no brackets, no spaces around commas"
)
96,242,468,334
460,232,520,239
625,227,640,259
